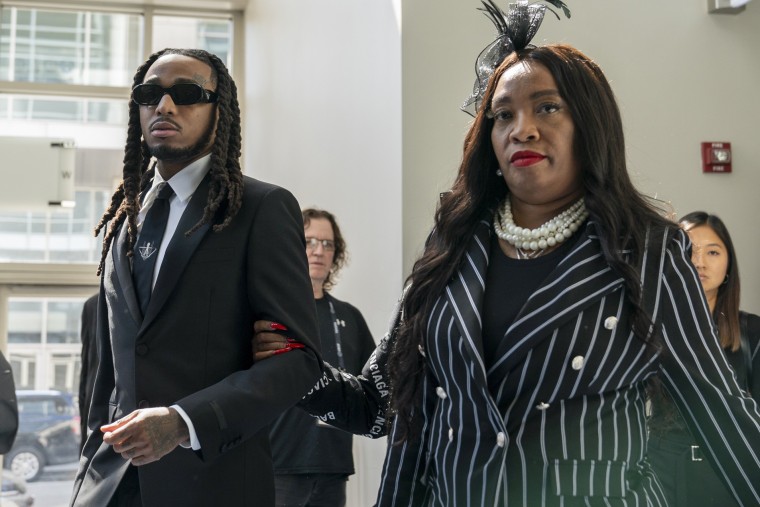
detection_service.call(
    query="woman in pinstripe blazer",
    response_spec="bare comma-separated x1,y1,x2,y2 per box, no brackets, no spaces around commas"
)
256,44,760,506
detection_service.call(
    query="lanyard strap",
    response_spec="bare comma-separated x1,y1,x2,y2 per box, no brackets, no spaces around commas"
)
327,297,346,370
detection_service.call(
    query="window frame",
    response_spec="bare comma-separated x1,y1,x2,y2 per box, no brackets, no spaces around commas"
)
0,0,245,294
0,1,244,101
0,0,244,348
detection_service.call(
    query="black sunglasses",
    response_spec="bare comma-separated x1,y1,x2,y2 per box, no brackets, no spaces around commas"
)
132,83,219,106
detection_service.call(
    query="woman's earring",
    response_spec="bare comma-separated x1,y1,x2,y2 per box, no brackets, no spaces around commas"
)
495,169,503,177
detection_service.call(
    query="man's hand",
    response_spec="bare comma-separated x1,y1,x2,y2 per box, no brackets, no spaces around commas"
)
101,407,190,466
252,321,304,361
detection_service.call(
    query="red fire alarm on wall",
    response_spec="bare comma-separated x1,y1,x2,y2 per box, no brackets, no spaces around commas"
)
701,142,732,173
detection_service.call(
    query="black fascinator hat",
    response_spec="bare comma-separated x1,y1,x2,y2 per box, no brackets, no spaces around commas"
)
461,0,571,116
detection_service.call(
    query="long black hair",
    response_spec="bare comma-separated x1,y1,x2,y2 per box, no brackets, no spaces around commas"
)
680,211,741,351
387,43,672,441
94,48,243,275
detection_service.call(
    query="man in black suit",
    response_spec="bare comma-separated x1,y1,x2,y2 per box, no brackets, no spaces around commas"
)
0,350,18,455
78,293,98,451
70,48,321,507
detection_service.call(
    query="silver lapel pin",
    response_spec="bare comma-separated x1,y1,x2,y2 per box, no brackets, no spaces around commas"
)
138,242,157,261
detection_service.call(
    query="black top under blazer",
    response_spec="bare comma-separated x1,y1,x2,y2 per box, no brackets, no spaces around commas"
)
70,175,322,507
302,218,760,506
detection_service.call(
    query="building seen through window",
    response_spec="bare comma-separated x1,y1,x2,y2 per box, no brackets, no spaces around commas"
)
0,4,237,495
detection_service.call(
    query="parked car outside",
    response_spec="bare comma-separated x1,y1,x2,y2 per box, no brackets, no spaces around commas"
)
3,391,80,482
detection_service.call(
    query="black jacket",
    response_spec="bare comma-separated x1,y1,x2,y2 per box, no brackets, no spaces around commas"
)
71,176,322,507
0,351,18,454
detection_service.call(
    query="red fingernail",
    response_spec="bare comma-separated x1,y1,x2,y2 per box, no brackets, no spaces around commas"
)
289,343,305,349
272,347,292,355
270,322,288,331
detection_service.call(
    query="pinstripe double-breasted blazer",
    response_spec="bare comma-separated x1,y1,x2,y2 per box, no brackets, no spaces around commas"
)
303,217,760,506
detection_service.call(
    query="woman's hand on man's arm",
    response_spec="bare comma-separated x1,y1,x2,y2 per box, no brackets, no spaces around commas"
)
251,321,305,361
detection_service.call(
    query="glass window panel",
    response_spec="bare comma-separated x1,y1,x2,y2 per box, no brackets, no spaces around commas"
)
0,149,120,263
13,98,83,121
0,7,143,86
6,297,87,393
153,16,232,69
0,9,12,80
51,354,80,392
71,190,91,234
29,214,47,234
8,300,43,343
0,213,29,234
0,249,45,261
0,7,237,270
47,301,84,344
9,354,36,390
4,95,127,125
50,214,72,234
87,100,128,124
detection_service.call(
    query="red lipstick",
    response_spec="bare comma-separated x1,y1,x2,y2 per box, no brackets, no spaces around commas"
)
510,150,546,167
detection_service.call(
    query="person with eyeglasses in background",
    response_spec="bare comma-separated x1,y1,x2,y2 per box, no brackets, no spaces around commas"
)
268,208,375,507
70,48,322,507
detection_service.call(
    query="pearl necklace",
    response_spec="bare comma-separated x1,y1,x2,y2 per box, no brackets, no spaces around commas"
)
493,195,588,258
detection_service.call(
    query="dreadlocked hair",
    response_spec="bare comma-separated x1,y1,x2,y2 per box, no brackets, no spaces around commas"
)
95,48,244,276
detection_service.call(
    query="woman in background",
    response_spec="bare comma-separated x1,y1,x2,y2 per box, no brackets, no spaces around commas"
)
648,211,760,507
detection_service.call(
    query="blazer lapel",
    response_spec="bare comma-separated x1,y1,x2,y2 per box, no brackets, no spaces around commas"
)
141,175,212,329
487,221,625,381
113,220,142,324
443,217,492,384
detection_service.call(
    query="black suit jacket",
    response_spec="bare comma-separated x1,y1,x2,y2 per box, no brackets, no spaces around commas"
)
78,293,98,451
0,351,18,455
71,175,322,507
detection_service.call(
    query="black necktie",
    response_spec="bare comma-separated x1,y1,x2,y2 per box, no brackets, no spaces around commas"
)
133,183,174,316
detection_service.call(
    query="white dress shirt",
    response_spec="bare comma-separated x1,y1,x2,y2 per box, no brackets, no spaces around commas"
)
137,153,211,451
136,154,211,290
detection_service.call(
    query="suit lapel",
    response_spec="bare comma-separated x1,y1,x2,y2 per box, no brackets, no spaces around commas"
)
113,219,142,324
141,174,212,329
487,221,625,381
444,218,492,384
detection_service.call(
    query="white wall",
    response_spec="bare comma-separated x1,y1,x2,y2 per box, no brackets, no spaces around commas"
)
546,1,760,312
243,1,401,505
243,0,403,336
401,0,487,275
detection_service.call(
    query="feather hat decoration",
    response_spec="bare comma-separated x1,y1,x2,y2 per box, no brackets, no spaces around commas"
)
461,0,571,116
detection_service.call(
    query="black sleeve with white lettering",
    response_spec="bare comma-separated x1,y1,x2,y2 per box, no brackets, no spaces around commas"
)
298,304,393,438
268,295,377,474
